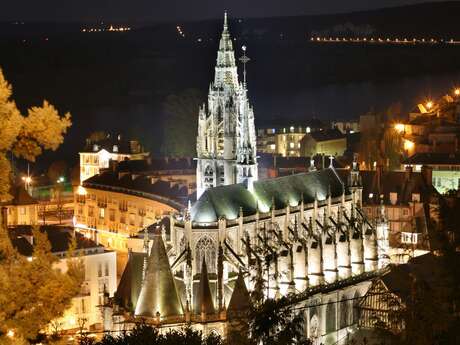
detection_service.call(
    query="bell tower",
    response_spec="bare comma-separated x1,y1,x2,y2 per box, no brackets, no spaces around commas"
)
196,12,258,198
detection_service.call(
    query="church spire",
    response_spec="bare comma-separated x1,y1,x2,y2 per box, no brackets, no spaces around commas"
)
215,12,238,88
196,13,258,198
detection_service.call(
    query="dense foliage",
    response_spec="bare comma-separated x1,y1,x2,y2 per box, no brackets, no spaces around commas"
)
0,68,71,201
0,68,81,344
161,88,202,157
95,325,223,345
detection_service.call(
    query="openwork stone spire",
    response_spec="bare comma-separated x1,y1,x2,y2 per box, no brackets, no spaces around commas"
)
196,12,258,198
214,11,238,88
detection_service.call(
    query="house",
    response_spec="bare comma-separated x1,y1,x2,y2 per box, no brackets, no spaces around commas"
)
358,166,440,263
2,186,39,226
79,134,149,182
11,226,117,332
358,253,458,337
403,152,460,194
300,129,347,158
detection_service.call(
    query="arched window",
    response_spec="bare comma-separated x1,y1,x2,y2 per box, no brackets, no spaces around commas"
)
179,236,186,252
204,165,213,176
309,314,319,339
352,291,361,324
325,301,336,333
340,296,349,329
195,235,216,273
208,329,220,338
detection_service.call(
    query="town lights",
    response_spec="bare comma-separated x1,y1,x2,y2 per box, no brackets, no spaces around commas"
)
404,139,415,151
394,123,405,133
22,176,32,184
426,101,433,109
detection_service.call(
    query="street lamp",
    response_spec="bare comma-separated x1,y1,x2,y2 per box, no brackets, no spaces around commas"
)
426,101,433,109
22,175,33,194
57,176,65,183
454,88,460,96
395,123,405,133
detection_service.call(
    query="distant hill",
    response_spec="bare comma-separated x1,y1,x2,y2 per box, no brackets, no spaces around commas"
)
167,1,460,41
1,2,460,40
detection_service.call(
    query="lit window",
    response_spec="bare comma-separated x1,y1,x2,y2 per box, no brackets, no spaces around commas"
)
390,192,397,205
401,232,418,244
290,142,294,148
269,144,275,150
99,208,105,219
129,213,135,226
306,127,311,133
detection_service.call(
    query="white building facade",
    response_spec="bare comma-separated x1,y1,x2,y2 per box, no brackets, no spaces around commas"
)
53,246,117,331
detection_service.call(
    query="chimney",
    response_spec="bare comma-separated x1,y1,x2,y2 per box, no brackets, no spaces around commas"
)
405,165,413,181
421,165,433,187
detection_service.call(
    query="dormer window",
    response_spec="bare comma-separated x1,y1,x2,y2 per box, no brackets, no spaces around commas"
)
390,192,398,205
113,145,118,152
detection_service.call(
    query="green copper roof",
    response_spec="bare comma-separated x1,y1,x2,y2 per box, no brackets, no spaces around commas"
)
134,232,183,318
191,168,346,223
191,183,257,223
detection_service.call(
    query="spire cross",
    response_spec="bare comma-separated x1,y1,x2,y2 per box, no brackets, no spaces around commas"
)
329,155,335,168
224,11,228,31
239,45,250,87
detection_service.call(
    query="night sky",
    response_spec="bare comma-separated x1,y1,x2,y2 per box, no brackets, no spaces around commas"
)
1,0,454,22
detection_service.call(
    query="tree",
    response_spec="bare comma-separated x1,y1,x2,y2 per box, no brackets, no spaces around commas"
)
249,297,311,345
0,227,84,342
0,68,71,201
96,324,223,345
162,88,203,157
47,161,68,184
382,128,403,170
0,68,78,342
88,131,108,143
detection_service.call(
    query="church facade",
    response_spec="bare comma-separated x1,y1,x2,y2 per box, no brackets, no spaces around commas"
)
106,14,390,345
